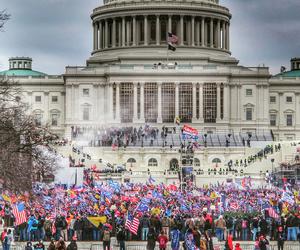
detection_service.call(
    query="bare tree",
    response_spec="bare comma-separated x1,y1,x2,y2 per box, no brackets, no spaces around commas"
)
0,10,10,31
0,77,60,192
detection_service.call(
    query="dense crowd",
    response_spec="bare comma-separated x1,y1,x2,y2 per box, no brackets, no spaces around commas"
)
0,179,298,249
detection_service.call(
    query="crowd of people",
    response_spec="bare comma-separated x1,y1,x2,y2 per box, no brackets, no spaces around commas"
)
0,179,298,250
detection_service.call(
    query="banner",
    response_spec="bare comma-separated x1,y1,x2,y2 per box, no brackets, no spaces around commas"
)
87,216,107,227
182,124,198,139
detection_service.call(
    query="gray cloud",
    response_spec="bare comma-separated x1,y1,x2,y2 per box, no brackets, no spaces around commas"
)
0,0,299,75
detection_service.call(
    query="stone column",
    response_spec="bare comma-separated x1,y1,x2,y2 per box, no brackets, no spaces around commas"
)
74,85,79,120
199,83,204,122
175,82,179,119
223,83,229,121
118,21,122,47
93,84,99,121
210,18,214,48
216,83,221,121
144,15,148,46
98,84,103,122
132,16,136,46
217,19,221,49
44,91,49,123
99,21,103,49
93,22,98,50
180,15,184,46
279,92,284,126
133,82,138,122
157,82,162,123
66,85,72,121
196,19,200,46
296,93,300,126
127,19,131,46
112,18,116,48
226,22,230,50
122,17,126,47
191,16,195,46
116,83,120,122
156,15,160,45
192,82,197,122
168,15,172,33
105,19,108,48
140,82,145,123
222,21,225,50
201,17,205,47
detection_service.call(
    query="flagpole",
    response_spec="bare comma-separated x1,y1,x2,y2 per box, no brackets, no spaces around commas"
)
167,44,169,64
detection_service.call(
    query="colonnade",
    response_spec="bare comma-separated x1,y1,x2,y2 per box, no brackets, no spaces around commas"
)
93,15,230,51
108,82,229,124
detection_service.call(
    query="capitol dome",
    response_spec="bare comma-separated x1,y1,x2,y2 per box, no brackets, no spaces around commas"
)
89,0,232,65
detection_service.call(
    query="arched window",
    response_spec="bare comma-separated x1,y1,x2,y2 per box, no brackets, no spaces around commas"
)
169,158,179,171
127,158,136,164
126,158,136,168
148,158,158,167
194,158,200,167
212,158,221,163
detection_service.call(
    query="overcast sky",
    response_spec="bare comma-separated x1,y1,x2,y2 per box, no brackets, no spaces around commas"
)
0,0,299,75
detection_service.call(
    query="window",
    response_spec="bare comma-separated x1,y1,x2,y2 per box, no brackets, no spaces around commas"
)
51,114,58,126
148,158,158,167
35,96,41,102
120,83,134,123
212,158,221,163
246,89,252,96
286,114,293,126
270,96,276,103
270,114,277,126
83,89,90,97
83,104,90,121
127,158,136,168
179,83,193,123
203,83,217,123
246,108,252,121
286,96,293,103
169,158,179,171
34,114,42,126
145,83,158,123
194,158,200,167
52,96,58,103
162,83,175,123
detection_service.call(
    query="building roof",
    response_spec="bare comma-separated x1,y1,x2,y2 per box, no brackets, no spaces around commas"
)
0,69,47,77
275,70,300,78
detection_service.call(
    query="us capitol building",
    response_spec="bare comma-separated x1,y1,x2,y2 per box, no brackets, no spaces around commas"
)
1,0,300,184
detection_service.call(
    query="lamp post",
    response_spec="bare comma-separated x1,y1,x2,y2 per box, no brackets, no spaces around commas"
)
204,134,207,148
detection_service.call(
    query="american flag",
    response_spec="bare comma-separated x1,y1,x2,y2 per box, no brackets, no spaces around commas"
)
125,214,140,235
12,203,27,226
167,32,178,44
268,207,279,219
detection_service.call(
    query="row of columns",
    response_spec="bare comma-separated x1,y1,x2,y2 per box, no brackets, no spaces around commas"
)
93,15,230,51
109,82,229,123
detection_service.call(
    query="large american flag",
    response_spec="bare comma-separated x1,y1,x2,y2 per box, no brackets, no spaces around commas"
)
125,214,140,235
268,207,279,219
12,203,27,226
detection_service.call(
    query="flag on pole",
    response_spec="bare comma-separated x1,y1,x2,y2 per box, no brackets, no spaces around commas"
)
182,124,199,139
12,203,27,226
167,32,178,51
125,214,140,235
268,207,279,219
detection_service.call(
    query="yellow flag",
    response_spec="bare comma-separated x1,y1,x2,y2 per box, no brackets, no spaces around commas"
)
2,195,11,202
87,216,107,227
